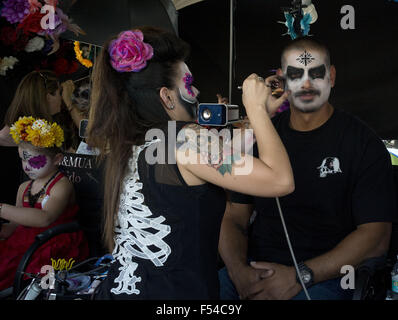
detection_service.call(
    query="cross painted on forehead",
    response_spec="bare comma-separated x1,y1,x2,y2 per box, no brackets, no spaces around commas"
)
296,50,315,66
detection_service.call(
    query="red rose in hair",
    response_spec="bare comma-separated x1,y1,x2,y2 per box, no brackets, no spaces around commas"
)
0,27,17,46
109,30,154,73
17,11,45,35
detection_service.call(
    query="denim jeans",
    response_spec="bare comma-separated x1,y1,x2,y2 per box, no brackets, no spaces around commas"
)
218,266,354,300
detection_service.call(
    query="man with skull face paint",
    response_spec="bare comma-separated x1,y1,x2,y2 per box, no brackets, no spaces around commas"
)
283,49,331,114
219,37,396,300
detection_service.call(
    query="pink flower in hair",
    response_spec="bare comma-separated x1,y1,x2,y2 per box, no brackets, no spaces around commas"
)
109,30,154,73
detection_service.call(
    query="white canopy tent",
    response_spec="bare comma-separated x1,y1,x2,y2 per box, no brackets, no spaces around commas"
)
173,0,205,10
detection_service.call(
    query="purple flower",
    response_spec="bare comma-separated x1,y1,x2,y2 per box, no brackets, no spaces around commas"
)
1,0,30,24
109,30,154,73
28,154,47,169
183,73,195,97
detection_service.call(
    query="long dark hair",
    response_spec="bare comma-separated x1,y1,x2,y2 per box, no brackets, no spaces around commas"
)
4,70,59,126
87,26,190,251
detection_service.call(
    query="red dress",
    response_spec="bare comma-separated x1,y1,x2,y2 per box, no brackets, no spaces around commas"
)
0,172,89,291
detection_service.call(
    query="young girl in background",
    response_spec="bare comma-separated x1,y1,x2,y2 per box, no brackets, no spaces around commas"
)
0,116,88,291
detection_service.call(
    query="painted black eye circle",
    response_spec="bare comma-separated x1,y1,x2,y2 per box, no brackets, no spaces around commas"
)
291,74,302,79
309,65,326,79
286,66,304,80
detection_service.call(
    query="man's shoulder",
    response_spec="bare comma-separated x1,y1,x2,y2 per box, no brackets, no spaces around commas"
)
334,108,381,140
333,108,387,155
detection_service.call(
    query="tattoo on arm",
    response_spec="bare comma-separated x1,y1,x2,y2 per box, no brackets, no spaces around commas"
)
177,123,243,176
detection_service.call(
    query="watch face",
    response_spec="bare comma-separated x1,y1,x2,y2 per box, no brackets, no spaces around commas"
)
302,271,311,283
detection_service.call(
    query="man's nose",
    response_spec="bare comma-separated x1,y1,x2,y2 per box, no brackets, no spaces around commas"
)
302,79,312,89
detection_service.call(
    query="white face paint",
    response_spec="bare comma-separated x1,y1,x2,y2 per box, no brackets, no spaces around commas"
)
283,49,332,113
18,146,53,180
177,62,199,104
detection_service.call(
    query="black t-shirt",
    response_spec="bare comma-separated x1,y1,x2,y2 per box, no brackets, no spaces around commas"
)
230,108,397,266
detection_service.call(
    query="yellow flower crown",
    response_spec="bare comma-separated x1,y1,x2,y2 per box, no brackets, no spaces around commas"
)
10,116,64,148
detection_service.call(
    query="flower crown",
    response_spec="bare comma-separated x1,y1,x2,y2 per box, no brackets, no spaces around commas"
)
10,116,64,148
109,29,154,73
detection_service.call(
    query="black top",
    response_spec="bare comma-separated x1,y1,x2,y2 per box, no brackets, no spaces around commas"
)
95,121,226,300
230,108,397,266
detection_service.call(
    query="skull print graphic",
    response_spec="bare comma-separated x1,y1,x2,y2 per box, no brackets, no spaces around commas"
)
317,157,342,178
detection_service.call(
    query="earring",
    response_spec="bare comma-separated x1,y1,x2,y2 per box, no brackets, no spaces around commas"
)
169,105,175,110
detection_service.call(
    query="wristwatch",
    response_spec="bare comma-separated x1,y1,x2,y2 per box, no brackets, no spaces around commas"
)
296,262,314,288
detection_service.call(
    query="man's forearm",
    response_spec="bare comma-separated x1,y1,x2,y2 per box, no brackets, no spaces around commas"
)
219,215,250,279
305,222,391,284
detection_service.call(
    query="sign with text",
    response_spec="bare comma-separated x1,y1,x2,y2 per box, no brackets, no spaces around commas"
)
59,153,104,204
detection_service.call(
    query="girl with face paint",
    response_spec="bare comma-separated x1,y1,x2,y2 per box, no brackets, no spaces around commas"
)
19,144,59,182
0,117,88,291
175,62,200,120
87,27,293,300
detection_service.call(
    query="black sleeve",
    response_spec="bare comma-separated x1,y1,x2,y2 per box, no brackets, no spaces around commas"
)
352,136,397,226
228,190,254,204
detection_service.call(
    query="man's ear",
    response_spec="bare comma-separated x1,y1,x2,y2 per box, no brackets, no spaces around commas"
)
276,68,283,77
330,65,336,88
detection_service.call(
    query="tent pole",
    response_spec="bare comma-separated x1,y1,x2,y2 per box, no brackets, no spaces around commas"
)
228,0,235,104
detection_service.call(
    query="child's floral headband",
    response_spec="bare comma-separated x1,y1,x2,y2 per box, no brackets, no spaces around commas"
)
10,116,64,148
109,29,154,73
